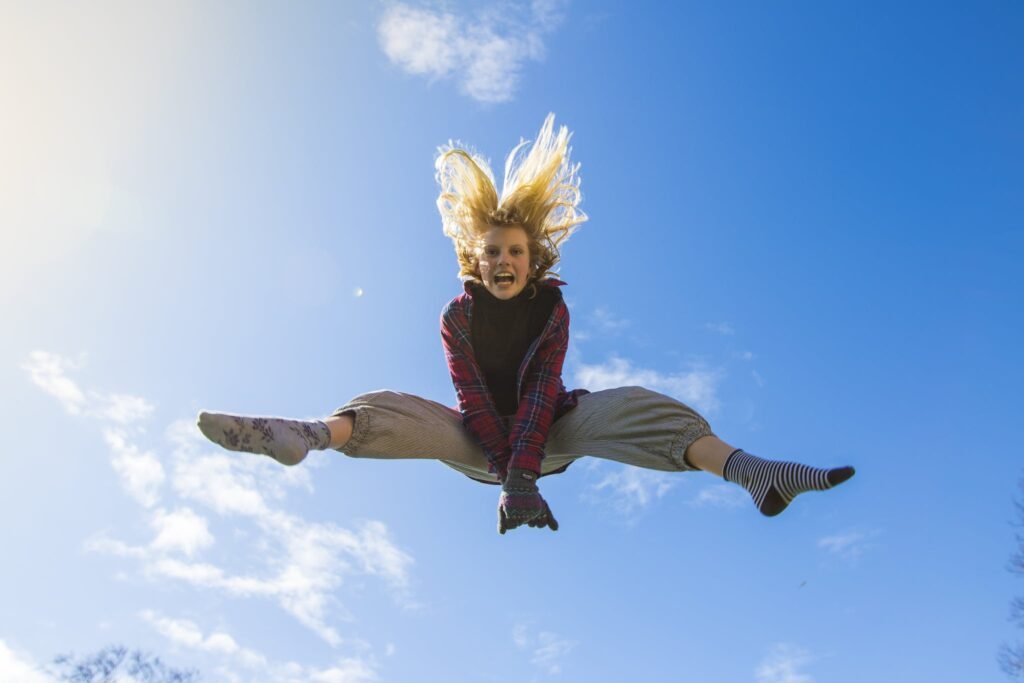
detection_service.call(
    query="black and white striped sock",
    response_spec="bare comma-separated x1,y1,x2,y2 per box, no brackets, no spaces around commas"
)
723,449,855,517
196,412,331,466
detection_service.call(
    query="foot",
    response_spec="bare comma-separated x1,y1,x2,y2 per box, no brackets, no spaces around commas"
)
724,449,855,517
196,411,330,466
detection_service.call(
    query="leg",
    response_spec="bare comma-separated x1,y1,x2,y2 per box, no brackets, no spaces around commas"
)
197,391,493,475
544,386,712,473
329,390,492,472
546,387,855,516
684,435,855,516
324,413,354,450
683,434,736,477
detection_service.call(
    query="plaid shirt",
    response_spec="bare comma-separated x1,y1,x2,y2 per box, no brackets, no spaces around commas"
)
440,278,588,479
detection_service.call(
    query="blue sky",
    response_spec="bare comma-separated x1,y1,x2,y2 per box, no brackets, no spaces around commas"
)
2,1,1022,681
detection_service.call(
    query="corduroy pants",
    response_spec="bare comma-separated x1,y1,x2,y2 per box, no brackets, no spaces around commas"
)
332,386,714,484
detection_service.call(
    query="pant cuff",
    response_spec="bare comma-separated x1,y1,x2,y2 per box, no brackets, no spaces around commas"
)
670,419,714,471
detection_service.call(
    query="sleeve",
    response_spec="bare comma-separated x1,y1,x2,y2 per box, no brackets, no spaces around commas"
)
507,298,571,474
440,300,513,478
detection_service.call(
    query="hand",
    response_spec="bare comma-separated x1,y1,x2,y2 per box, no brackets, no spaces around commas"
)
497,468,559,534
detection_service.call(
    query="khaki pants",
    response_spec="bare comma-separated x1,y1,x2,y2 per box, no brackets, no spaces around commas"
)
332,386,714,484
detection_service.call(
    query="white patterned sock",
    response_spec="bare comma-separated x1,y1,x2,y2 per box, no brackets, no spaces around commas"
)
196,411,331,466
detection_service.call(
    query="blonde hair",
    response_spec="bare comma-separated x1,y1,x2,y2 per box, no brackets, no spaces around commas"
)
435,113,587,282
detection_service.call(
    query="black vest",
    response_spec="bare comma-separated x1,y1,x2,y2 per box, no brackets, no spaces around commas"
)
469,282,558,416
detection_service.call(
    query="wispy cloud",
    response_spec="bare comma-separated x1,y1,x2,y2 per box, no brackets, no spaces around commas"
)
104,428,165,508
573,355,722,414
26,351,416,647
149,507,215,557
590,307,630,334
22,351,155,423
705,322,735,335
22,351,88,415
377,1,567,103
689,484,747,510
586,465,678,517
0,640,52,683
513,624,575,675
817,530,879,561
141,612,377,683
141,611,265,665
755,643,815,683
23,351,164,505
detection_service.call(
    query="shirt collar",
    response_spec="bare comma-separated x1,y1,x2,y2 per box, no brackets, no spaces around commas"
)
463,277,567,296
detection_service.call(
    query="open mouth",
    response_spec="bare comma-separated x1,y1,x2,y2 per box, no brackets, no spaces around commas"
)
494,273,515,285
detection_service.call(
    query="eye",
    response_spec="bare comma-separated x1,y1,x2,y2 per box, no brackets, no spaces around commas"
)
485,247,498,257
511,248,523,256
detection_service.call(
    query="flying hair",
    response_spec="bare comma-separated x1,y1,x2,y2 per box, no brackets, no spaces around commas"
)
435,113,587,282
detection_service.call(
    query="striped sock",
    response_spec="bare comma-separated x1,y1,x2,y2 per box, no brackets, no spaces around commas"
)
723,449,855,517
196,412,331,466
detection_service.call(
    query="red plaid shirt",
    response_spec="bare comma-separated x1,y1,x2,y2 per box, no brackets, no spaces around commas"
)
440,278,588,480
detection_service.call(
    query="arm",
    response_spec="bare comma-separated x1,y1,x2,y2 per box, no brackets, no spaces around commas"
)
440,300,513,479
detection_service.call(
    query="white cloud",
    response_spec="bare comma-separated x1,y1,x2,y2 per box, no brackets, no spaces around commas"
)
29,351,416,647
308,659,378,683
105,428,165,508
512,623,530,649
532,632,575,674
689,484,747,510
140,611,265,666
95,393,155,424
22,351,87,415
574,356,722,414
141,611,377,682
513,625,575,675
163,443,414,644
85,535,149,559
150,508,214,557
590,307,630,334
101,486,414,647
588,465,678,516
172,453,270,517
0,640,53,683
147,494,413,645
755,644,814,683
817,530,878,560
377,1,566,103
705,322,735,335
22,351,155,424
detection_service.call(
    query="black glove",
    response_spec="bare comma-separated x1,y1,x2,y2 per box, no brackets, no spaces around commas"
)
497,468,559,534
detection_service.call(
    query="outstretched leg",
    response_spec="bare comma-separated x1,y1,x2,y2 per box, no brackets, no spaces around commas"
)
543,388,855,517
685,435,855,517
196,391,492,476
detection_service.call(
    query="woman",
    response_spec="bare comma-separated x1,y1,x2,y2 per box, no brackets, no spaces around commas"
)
197,114,854,534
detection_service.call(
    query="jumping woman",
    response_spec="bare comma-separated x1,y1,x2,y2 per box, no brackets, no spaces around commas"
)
197,114,854,534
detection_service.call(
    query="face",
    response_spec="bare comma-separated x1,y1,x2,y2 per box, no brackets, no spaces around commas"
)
475,225,532,300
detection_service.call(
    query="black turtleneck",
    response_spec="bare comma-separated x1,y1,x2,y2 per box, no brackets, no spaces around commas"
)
470,281,558,416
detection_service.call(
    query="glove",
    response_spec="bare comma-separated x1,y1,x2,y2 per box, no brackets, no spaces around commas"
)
497,468,559,534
